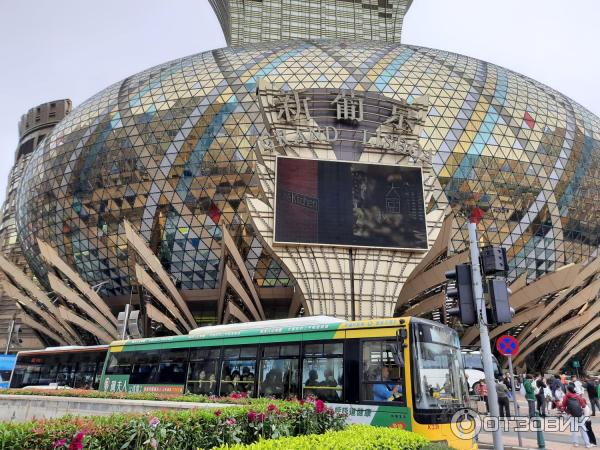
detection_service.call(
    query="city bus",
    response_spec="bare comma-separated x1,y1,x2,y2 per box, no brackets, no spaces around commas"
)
100,316,474,449
9,345,108,389
0,355,16,389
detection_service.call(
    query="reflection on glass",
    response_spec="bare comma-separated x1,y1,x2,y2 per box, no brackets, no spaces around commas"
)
258,359,298,398
413,324,466,411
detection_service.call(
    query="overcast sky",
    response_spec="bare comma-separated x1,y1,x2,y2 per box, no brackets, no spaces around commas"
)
0,0,598,205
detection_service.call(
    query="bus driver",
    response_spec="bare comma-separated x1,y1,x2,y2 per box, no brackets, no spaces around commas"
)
373,366,402,401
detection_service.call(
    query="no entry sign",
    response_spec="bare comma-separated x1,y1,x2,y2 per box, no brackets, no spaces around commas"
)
496,335,519,356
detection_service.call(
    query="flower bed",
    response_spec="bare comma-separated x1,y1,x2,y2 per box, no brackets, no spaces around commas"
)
1,388,254,405
0,399,345,449
215,424,449,449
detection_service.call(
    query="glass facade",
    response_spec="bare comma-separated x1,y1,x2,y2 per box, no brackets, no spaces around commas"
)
15,40,600,307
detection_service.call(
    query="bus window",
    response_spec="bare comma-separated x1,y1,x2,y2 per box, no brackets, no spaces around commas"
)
360,340,404,404
258,344,299,399
302,341,343,402
187,348,220,395
130,350,160,384
413,323,466,416
156,349,188,384
220,346,257,396
105,352,134,375
38,358,58,385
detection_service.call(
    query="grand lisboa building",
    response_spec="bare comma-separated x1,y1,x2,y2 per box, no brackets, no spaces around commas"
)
4,1,600,371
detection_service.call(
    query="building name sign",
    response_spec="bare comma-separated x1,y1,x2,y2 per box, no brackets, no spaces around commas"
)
257,126,431,164
256,82,431,164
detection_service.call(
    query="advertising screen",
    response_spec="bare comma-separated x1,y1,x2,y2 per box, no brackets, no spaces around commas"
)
274,157,428,250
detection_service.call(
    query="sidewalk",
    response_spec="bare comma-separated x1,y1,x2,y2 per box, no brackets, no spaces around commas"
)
474,394,600,450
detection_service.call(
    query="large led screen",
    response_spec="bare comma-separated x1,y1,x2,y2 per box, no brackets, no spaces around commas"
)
274,157,428,250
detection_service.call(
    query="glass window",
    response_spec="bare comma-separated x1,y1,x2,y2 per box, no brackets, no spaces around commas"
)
105,352,134,375
361,340,404,404
258,344,299,399
187,347,220,395
301,342,343,402
156,349,188,384
130,351,160,385
413,323,466,411
220,346,257,396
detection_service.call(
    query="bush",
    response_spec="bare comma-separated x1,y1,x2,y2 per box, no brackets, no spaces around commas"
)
0,399,345,449
2,388,255,405
214,424,441,449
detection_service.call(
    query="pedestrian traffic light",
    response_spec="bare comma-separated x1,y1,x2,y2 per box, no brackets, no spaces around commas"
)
488,278,512,324
445,264,477,325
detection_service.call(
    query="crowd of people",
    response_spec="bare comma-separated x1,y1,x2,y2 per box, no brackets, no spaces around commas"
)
474,373,599,448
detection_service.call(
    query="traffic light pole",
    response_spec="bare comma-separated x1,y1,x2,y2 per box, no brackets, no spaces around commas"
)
468,220,504,450
4,319,15,354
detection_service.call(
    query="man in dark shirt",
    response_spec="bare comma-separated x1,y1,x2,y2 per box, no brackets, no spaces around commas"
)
496,379,511,418
586,377,599,416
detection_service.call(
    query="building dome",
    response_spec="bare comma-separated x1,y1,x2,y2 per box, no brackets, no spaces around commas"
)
15,40,600,300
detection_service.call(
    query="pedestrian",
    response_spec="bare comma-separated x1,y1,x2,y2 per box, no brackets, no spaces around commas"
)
524,374,536,417
475,379,489,414
503,373,513,400
551,374,563,400
573,375,585,396
586,377,600,416
496,378,511,418
536,375,547,417
560,385,592,448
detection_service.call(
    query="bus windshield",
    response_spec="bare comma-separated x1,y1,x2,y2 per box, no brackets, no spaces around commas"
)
412,322,466,412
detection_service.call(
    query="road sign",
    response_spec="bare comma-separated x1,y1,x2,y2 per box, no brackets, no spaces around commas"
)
496,335,519,356
572,360,581,368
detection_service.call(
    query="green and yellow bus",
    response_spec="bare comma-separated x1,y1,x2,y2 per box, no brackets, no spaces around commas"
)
99,316,474,449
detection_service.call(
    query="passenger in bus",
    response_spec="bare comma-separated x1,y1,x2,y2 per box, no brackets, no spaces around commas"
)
304,369,320,398
243,372,255,396
319,369,340,402
262,368,284,397
207,374,217,395
197,370,209,394
372,366,402,402
222,375,234,395
232,371,243,392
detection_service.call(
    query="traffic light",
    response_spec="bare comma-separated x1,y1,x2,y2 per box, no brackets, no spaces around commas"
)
488,278,512,324
480,246,508,275
445,264,477,325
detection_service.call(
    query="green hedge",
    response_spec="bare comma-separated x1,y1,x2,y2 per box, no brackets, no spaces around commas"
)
0,399,345,449
214,424,449,450
1,388,254,405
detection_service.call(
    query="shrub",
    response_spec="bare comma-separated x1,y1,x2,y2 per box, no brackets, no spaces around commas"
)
1,389,255,405
0,398,346,449
214,424,441,449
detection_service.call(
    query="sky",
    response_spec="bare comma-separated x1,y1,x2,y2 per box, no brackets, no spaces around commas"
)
0,0,599,206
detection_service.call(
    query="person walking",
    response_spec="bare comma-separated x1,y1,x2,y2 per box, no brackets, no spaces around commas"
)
536,375,547,417
496,379,511,418
503,373,513,400
524,374,536,417
573,375,585,396
560,385,592,448
475,379,489,414
586,377,599,416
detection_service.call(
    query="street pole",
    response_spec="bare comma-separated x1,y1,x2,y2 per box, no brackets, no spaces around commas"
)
121,304,131,340
507,355,523,447
4,319,15,354
349,248,356,321
468,217,504,450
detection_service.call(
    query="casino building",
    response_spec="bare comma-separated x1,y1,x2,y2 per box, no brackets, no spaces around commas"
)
3,1,599,371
